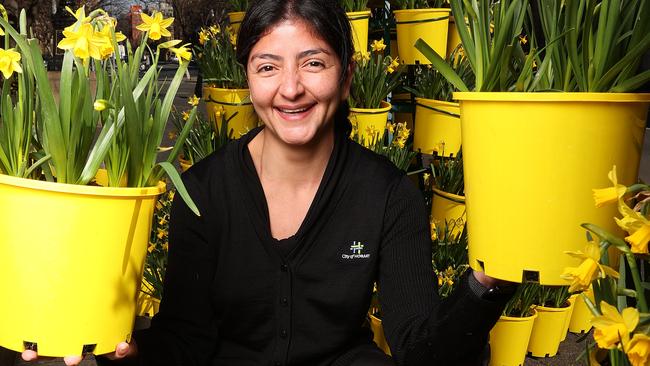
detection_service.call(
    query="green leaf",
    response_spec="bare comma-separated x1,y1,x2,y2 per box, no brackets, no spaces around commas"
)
414,39,470,92
157,161,201,217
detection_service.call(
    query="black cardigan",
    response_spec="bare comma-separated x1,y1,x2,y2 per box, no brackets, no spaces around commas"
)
115,127,507,366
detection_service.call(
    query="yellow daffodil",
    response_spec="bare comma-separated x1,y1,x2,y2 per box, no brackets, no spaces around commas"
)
162,243,169,251
96,25,126,59
627,333,650,366
169,43,192,64
371,39,386,52
561,238,619,292
593,166,627,208
423,173,430,186
167,131,177,140
591,301,638,350
615,200,650,254
147,243,155,253
387,65,395,74
182,111,190,121
57,22,106,60
137,12,174,41
0,48,22,79
390,57,400,69
209,25,220,35
188,95,200,106
230,33,238,47
519,35,528,45
386,123,395,134
0,27,4,36
199,30,210,45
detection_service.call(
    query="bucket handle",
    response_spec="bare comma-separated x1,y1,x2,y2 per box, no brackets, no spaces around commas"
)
348,14,370,21
396,15,449,25
205,94,253,106
416,102,460,118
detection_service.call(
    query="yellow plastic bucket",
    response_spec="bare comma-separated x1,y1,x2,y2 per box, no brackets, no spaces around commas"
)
394,9,451,64
456,92,650,285
348,11,371,53
349,101,391,146
527,304,571,357
446,16,462,56
203,86,258,138
0,172,165,356
431,188,465,237
228,12,245,34
414,98,460,156
569,290,594,334
560,296,576,342
489,310,537,366
368,313,391,356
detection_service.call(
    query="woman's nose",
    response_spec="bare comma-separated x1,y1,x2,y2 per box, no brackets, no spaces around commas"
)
278,68,305,100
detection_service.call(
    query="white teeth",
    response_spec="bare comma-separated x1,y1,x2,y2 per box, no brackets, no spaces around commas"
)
279,107,308,113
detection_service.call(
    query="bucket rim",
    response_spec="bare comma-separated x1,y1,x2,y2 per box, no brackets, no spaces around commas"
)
0,172,166,197
453,92,650,103
393,8,452,15
499,308,538,322
349,101,392,114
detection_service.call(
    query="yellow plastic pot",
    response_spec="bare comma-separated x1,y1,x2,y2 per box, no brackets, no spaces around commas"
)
228,11,245,34
348,11,371,53
431,188,465,237
394,9,451,64
446,16,462,56
368,313,391,356
203,86,258,138
0,172,165,356
349,101,391,146
457,92,650,285
414,98,460,156
527,304,571,357
560,297,576,342
569,290,594,334
489,309,537,366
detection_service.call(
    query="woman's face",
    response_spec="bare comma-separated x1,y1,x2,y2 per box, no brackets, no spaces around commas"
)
247,19,351,146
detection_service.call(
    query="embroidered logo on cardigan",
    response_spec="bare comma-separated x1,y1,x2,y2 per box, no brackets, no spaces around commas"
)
342,241,370,259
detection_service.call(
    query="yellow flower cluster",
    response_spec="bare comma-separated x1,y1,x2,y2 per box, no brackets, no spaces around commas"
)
198,25,223,45
352,50,371,63
0,47,22,79
57,6,129,61
592,166,650,254
589,301,650,366
370,39,386,53
437,266,457,287
391,122,410,149
386,57,400,74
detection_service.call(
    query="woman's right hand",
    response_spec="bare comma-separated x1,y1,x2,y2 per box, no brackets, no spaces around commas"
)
21,341,136,365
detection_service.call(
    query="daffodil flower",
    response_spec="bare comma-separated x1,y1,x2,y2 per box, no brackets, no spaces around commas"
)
591,301,638,349
169,43,192,64
182,111,190,121
137,12,174,41
627,333,650,366
615,200,650,254
593,166,627,208
0,27,4,36
209,25,220,35
188,95,200,107
561,238,619,292
370,39,386,52
94,99,109,112
0,48,22,79
97,25,126,59
57,22,106,60
229,33,238,47
199,30,210,45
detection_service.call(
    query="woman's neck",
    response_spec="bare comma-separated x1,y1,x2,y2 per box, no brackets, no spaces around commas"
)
249,127,335,187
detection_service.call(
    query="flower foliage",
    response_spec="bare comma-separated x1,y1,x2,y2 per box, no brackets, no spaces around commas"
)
349,39,404,109
195,24,247,89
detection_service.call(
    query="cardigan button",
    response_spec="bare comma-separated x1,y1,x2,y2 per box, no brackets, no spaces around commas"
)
274,363,281,366
280,264,288,272
281,297,289,306
280,329,288,338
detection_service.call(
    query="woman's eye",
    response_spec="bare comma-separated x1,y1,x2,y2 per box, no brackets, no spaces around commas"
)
258,65,275,73
306,60,324,69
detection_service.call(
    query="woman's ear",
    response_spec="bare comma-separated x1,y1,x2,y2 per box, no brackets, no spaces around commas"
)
341,61,355,101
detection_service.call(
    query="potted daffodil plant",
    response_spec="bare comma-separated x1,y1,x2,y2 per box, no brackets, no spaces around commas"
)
195,23,257,138
0,5,199,357
340,0,371,53
415,0,650,285
349,38,404,144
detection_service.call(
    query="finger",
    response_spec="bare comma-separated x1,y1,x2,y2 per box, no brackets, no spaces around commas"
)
22,350,38,361
63,355,83,366
116,342,130,358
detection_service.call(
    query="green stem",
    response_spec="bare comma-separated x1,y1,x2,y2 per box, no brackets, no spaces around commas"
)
626,252,648,313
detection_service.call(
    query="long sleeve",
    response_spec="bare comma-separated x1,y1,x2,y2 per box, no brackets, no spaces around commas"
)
377,175,508,366
100,171,219,366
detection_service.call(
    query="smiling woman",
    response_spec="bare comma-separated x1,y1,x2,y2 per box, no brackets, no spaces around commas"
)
22,1,510,366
